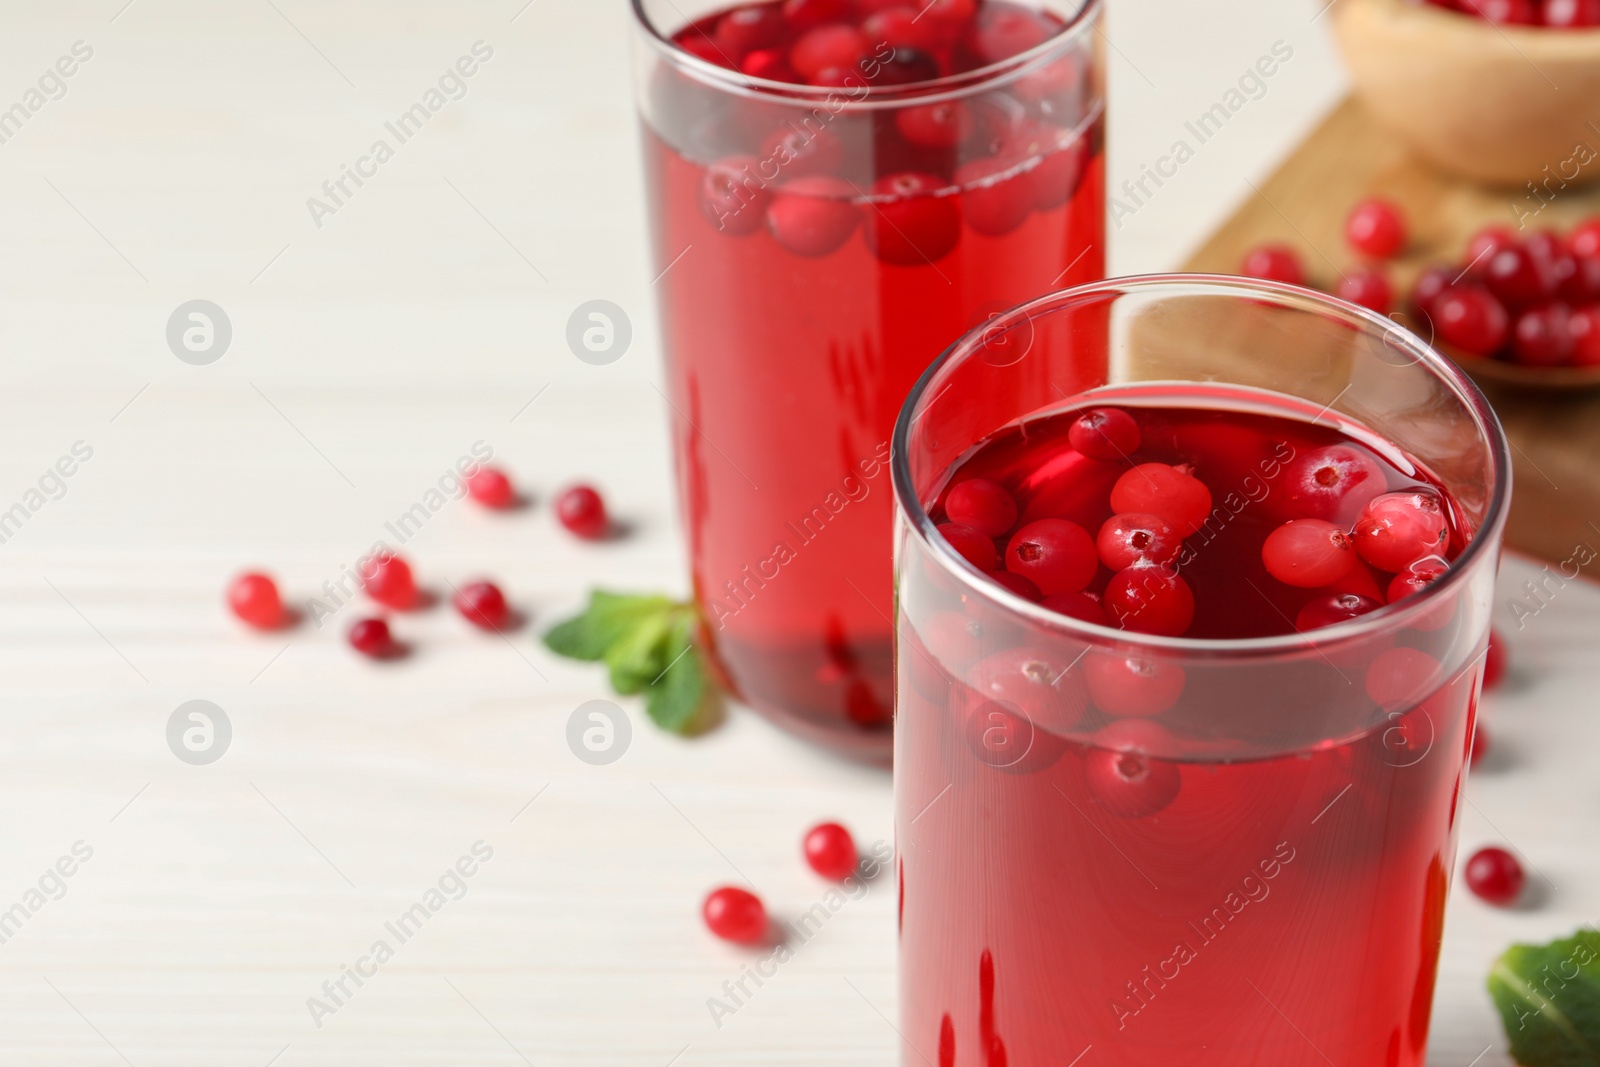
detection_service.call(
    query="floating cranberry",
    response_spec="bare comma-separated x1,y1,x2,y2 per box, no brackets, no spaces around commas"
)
759,125,844,179
1365,646,1442,709
1097,513,1181,571
1464,847,1524,905
1295,592,1382,632
1387,555,1450,604
1262,519,1356,588
703,886,769,943
866,172,961,266
466,466,517,509
454,581,511,630
767,176,860,256
1086,720,1181,818
1005,518,1097,595
863,7,936,50
963,2,1054,64
1569,306,1600,365
1041,590,1107,625
228,572,286,629
1511,304,1575,366
897,101,974,149
1069,407,1141,461
349,617,397,658
715,5,786,58
1084,651,1186,717
1016,124,1083,210
740,46,797,81
921,0,979,30
1110,463,1213,537
867,46,942,85
964,646,1089,734
939,521,999,572
1345,198,1406,259
954,156,1032,237
1337,266,1394,314
1281,444,1387,524
962,698,1065,772
1470,724,1489,766
987,569,1043,601
1483,244,1552,310
551,484,607,539
1433,285,1509,356
702,161,768,232
782,0,852,30
803,822,859,880
945,478,1019,537
363,552,418,610
1104,564,1195,637
1240,243,1306,286
790,25,871,81
1353,491,1449,572
1483,628,1507,690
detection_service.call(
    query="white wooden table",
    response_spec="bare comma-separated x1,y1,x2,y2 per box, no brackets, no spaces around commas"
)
0,1,1593,1063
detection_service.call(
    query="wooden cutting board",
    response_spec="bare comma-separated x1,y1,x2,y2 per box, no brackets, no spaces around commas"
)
1183,96,1600,568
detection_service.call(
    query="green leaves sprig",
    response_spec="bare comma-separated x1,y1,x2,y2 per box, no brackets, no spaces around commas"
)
1489,927,1600,1067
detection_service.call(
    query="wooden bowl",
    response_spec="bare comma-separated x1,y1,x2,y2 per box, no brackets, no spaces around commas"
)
1454,351,1600,390
1332,0,1600,187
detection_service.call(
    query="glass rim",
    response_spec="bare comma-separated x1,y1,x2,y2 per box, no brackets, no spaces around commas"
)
629,0,1102,109
890,273,1515,658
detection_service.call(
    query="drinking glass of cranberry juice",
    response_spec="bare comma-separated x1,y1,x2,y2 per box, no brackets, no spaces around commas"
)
892,277,1510,1066
632,0,1105,756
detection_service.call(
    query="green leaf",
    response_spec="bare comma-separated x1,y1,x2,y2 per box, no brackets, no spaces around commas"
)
604,610,673,696
543,590,673,662
644,613,706,734
1488,927,1600,1067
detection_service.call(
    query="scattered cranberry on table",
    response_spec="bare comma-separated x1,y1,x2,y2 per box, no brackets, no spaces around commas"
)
556,484,610,540
466,466,517,509
1464,846,1526,906
454,581,512,631
348,617,399,659
1345,198,1406,259
1240,243,1306,286
702,886,769,944
363,552,419,610
1337,266,1394,314
227,572,287,630
803,822,859,881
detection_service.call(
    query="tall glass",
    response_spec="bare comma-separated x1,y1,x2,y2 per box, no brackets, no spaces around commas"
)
892,277,1510,1065
632,0,1105,757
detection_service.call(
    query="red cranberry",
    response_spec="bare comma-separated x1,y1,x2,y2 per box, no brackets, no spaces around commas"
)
1004,518,1097,595
963,646,1091,734
1470,0,1540,22
1365,647,1443,714
1387,554,1450,604
1084,652,1186,718
1572,217,1600,258
1097,513,1181,571
1262,519,1356,588
466,466,517,508
1433,285,1510,356
1465,225,1517,271
863,7,935,50
704,154,771,235
782,0,852,30
1412,265,1456,313
676,32,730,67
1337,266,1394,314
1558,253,1600,305
1104,564,1195,637
1069,407,1141,461
715,5,786,57
1110,463,1213,537
1040,590,1107,625
740,47,797,81
1353,491,1449,572
1463,846,1524,905
1483,628,1507,690
454,581,511,630
556,485,609,539
921,0,978,25
896,101,975,149
961,697,1068,772
963,3,1053,64
790,25,870,81
954,156,1032,237
1013,123,1084,210
1569,306,1600,365
866,172,961,266
362,552,418,610
766,176,860,257
1345,198,1406,259
702,886,769,943
228,572,287,629
803,822,858,880
1295,592,1382,632
1281,444,1387,524
1483,245,1552,310
759,125,844,179
865,46,941,86
1511,304,1575,366
987,569,1043,601
1240,243,1306,286
349,617,397,658
939,521,999,572
1086,720,1181,818
1470,724,1489,766
945,478,1018,537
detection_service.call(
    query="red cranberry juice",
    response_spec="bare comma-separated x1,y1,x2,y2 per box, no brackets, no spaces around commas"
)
897,391,1482,1066
641,0,1104,749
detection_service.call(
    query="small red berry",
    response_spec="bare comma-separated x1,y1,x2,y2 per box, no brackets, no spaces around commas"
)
1084,652,1186,718
1568,306,1600,365
348,617,397,658
740,46,797,81
1511,304,1575,366
1572,217,1600,259
1069,407,1141,461
1281,444,1387,525
1296,592,1383,632
866,172,961,266
1086,720,1181,818
766,176,860,257
920,0,978,27
715,4,786,57
1466,225,1517,269
1387,555,1450,604
556,484,609,539
362,552,418,610
1262,519,1356,588
1097,513,1182,571
939,521,999,572
701,155,770,236
954,156,1033,237
1483,628,1507,690
864,45,941,86
1352,491,1450,572
1433,285,1510,356
896,101,974,149
759,125,844,179
1005,518,1098,596
1345,198,1407,259
803,822,858,880
789,24,870,81
944,478,1018,537
1241,243,1306,286
1104,564,1195,637
703,886,769,943
454,581,511,630
1412,265,1456,314
1464,846,1524,906
1337,266,1394,314
1110,463,1213,538
963,2,1053,64
863,7,936,50
228,572,286,629
1469,0,1540,23
1483,245,1552,310
986,569,1043,601
782,0,852,29
1041,590,1107,625
466,466,517,509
